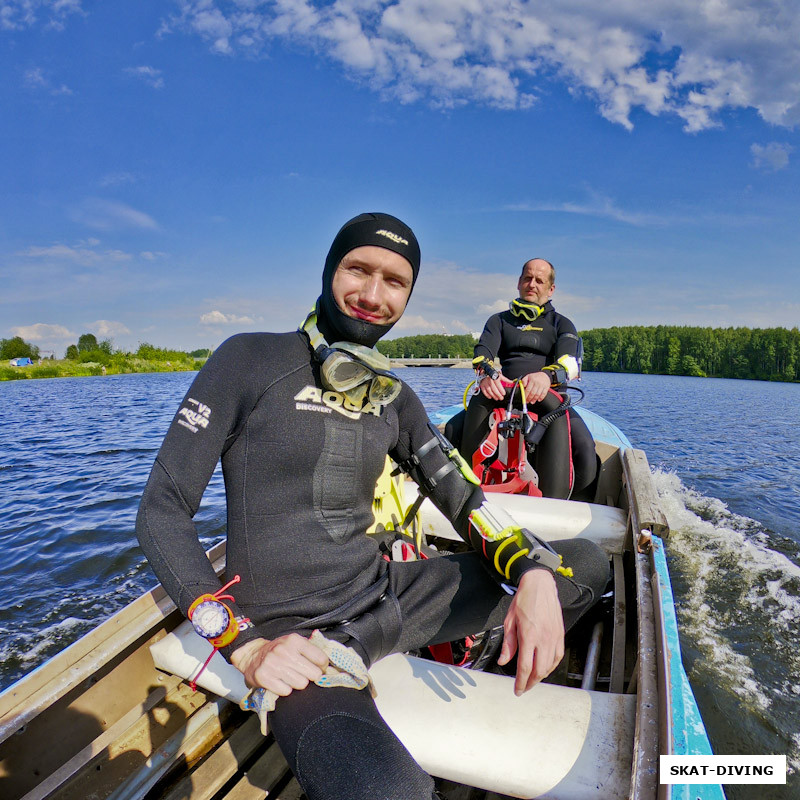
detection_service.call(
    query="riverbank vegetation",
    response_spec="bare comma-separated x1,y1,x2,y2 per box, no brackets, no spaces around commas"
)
4,326,799,382
0,334,209,382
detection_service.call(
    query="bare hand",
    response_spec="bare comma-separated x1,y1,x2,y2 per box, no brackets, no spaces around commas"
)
479,373,507,401
521,371,551,404
496,569,565,695
230,633,329,697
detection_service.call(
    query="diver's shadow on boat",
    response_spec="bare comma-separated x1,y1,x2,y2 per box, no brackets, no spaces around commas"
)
409,658,478,701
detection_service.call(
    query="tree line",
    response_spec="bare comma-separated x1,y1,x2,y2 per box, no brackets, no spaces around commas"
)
377,334,475,359
376,327,800,382
6,326,800,382
580,326,799,382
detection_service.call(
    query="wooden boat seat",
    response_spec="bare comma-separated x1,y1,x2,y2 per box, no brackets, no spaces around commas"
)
405,484,629,557
150,623,635,800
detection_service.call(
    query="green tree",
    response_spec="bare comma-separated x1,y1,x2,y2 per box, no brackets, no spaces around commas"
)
65,344,79,360
667,337,681,375
78,333,99,352
680,355,706,377
0,336,39,360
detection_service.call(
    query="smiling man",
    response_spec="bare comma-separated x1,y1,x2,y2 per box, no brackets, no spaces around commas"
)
136,214,608,800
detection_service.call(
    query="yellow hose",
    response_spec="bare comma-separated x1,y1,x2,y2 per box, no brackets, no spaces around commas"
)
462,380,476,409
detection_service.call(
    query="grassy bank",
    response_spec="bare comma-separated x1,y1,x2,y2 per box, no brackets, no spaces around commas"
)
0,358,206,381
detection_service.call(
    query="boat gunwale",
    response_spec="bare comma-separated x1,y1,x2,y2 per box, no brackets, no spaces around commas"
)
0,542,227,744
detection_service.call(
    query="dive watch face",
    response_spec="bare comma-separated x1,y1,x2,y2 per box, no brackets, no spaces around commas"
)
191,599,229,639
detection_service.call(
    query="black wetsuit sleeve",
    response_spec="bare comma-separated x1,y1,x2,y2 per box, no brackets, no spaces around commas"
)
390,386,482,536
473,314,503,366
390,387,543,585
552,313,579,361
136,335,265,640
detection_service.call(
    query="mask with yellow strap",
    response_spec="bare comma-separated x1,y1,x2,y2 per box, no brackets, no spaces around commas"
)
509,297,546,322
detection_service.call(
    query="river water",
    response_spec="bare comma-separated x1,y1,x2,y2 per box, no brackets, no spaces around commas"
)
1,369,798,799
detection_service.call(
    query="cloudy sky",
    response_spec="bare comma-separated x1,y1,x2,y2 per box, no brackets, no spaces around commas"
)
2,0,799,355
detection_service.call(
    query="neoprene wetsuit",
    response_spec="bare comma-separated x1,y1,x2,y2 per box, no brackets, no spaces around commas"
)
136,329,609,800
459,302,597,499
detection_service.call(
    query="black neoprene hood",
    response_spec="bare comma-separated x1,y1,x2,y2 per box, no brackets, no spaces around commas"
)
318,212,421,347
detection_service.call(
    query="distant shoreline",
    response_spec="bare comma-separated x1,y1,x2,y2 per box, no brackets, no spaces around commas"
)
0,359,205,382
4,359,798,384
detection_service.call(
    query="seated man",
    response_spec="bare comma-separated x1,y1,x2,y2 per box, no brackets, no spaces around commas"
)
458,258,597,500
136,217,608,800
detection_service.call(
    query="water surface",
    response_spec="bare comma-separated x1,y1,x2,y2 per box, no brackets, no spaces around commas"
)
1,369,798,798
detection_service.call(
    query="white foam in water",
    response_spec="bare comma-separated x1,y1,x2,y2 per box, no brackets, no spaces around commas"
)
652,468,800,771
1,616,89,667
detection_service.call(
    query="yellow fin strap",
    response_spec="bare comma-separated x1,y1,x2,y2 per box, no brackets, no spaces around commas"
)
504,548,529,580
493,535,519,576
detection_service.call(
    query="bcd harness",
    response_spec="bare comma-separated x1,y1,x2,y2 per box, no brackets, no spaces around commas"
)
470,376,574,497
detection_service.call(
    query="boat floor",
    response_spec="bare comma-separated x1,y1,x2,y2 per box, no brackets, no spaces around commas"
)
135,601,622,800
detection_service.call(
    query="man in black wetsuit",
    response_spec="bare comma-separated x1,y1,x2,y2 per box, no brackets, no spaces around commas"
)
460,258,597,499
136,216,608,800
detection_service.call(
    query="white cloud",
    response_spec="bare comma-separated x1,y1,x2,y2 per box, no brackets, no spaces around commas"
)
200,310,255,325
476,299,508,316
392,259,607,335
506,192,665,227
750,142,793,172
163,0,800,131
124,65,165,89
1,0,81,31
98,171,138,188
10,322,75,341
17,241,133,265
396,261,514,334
23,66,73,95
90,320,131,338
69,198,159,231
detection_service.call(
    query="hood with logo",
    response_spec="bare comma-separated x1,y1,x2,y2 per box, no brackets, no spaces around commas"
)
317,212,421,348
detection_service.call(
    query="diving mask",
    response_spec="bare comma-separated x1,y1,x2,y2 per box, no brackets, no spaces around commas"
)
301,309,402,407
509,298,545,322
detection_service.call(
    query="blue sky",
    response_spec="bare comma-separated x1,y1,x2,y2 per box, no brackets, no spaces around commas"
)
2,0,799,355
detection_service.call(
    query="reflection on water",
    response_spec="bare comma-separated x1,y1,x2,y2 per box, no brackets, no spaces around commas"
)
2,368,799,798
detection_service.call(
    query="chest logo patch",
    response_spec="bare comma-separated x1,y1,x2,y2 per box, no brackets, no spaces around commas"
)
294,385,381,420
519,325,544,332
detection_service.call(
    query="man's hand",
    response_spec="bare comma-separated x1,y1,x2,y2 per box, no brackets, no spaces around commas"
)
496,569,565,696
230,633,329,696
521,371,551,403
479,372,507,401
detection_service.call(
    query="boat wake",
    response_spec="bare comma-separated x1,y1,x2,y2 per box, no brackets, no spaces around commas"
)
652,468,800,779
